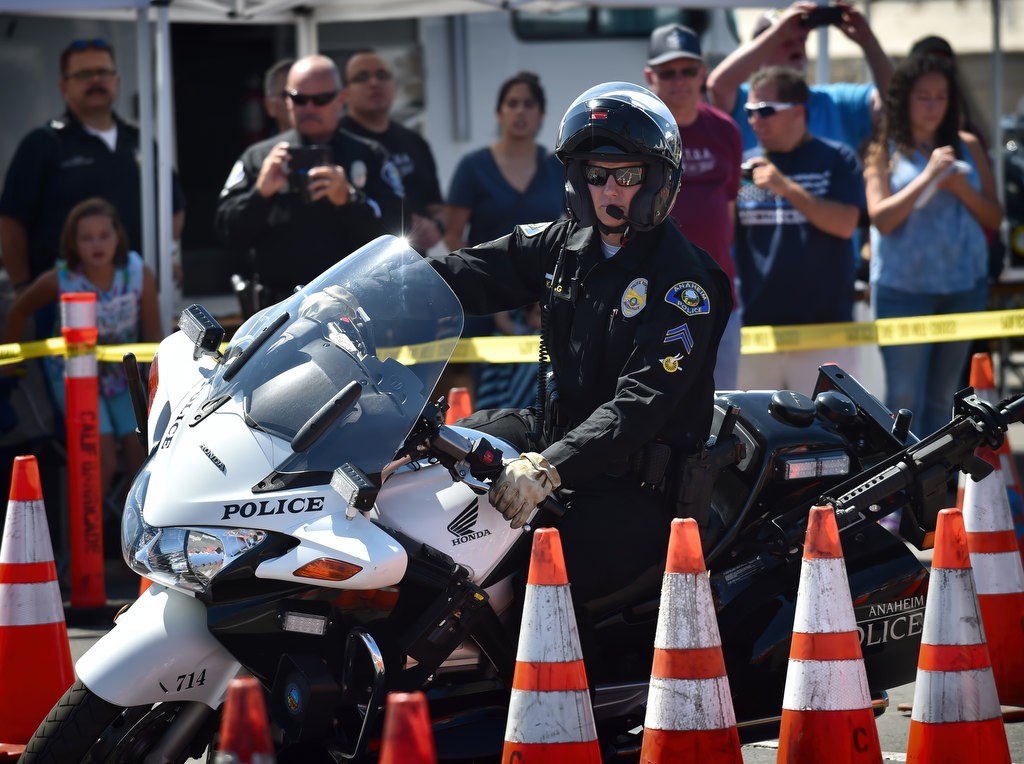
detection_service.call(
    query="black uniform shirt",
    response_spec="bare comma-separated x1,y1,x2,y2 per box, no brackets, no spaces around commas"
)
340,116,443,224
428,218,732,486
215,127,404,294
0,110,187,278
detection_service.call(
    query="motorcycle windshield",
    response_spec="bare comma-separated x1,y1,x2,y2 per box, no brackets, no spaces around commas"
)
206,235,463,477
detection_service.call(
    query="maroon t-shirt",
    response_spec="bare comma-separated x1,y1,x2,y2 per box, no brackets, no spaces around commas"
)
670,102,742,304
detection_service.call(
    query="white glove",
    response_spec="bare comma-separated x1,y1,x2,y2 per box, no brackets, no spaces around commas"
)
489,452,561,529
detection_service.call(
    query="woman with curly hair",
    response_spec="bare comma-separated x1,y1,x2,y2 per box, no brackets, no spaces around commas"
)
864,54,1001,438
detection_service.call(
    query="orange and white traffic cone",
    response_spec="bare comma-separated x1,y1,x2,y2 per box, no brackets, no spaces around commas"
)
962,447,1024,706
445,387,473,425
0,455,74,747
966,352,1024,561
215,676,276,763
380,691,436,764
777,505,882,763
906,508,1011,763
640,518,741,763
502,527,601,763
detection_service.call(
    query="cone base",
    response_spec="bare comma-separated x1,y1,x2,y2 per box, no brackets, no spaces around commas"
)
777,708,881,763
978,592,1024,706
640,726,742,763
907,717,1010,763
0,622,74,743
502,740,602,763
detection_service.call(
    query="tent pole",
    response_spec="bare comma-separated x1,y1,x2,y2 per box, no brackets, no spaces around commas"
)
295,8,318,56
136,6,157,284
155,1,175,329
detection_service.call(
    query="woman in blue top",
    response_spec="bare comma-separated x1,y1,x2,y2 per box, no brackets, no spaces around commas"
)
864,55,1002,438
444,72,565,410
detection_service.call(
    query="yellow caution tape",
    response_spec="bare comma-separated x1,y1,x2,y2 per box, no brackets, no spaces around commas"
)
2,308,1024,367
740,308,1024,354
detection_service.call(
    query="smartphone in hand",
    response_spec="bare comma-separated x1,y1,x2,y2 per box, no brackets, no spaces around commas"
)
799,5,844,28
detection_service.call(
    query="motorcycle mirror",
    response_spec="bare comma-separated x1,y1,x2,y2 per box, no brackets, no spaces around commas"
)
179,304,225,361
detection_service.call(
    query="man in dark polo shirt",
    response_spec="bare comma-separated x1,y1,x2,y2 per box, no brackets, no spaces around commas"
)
341,49,445,253
0,38,186,296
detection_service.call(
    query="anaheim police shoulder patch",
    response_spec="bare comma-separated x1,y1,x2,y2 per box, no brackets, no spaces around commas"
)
665,281,710,316
518,222,552,238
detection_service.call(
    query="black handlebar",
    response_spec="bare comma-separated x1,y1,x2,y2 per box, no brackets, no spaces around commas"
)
805,388,1024,549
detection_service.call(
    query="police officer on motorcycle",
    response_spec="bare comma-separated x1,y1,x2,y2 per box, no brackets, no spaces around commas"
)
428,82,731,605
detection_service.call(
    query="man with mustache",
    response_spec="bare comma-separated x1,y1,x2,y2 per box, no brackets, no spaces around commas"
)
216,54,404,309
0,38,186,298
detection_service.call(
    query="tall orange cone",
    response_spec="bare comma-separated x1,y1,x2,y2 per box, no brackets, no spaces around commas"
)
961,447,1024,706
379,691,437,764
777,505,882,763
640,518,741,763
0,455,74,746
906,508,1011,763
967,352,1024,561
502,527,601,763
215,676,276,763
445,386,472,425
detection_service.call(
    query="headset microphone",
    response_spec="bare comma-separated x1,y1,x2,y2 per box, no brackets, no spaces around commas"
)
606,205,625,220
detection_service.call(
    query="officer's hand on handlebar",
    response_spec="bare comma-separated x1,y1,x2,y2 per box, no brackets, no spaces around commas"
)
489,452,561,529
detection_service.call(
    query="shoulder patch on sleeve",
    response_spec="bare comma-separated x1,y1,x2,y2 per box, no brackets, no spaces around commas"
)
518,221,553,238
220,160,246,197
665,281,710,316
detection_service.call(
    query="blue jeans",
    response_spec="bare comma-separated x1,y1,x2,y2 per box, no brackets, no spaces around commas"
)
872,281,988,439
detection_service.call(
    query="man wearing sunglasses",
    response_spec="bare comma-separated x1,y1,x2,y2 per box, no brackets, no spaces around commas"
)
427,83,731,613
734,66,864,391
216,54,405,309
644,23,743,391
706,1,891,156
1,38,186,298
340,50,445,254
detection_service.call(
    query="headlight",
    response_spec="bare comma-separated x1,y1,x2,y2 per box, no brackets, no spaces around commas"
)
122,468,268,593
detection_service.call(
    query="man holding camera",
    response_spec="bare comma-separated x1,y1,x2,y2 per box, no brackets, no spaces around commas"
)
733,66,864,391
216,54,404,308
706,1,892,154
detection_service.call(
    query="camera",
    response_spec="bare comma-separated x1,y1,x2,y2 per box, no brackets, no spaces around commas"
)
799,5,844,28
287,145,332,202
740,162,756,182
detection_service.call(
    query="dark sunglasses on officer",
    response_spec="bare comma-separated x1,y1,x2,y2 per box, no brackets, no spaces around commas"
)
286,89,339,107
584,165,646,187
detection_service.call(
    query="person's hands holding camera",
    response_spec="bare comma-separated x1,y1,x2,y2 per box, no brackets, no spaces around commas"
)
489,452,561,529
831,3,872,46
256,141,292,198
744,158,791,196
307,164,352,206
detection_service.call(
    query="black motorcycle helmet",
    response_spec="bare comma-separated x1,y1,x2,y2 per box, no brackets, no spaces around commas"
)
555,82,683,231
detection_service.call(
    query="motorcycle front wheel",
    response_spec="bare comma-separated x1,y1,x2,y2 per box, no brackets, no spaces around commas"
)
21,679,218,763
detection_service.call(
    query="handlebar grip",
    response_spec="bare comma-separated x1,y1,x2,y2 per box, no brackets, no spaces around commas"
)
1000,394,1024,427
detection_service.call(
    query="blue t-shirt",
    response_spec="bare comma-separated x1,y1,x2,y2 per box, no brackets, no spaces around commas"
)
735,137,865,326
733,82,875,154
870,140,987,294
447,145,565,245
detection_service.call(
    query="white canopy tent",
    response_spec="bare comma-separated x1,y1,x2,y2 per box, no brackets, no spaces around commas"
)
0,0,1008,323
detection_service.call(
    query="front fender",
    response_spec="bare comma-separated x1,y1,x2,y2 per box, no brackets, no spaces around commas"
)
76,585,240,708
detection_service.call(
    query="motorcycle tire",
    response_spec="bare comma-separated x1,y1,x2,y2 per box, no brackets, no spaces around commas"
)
20,679,217,763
